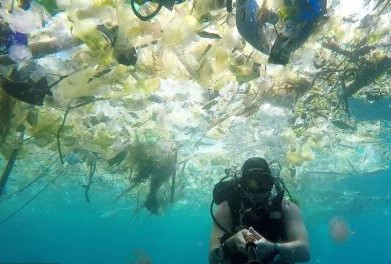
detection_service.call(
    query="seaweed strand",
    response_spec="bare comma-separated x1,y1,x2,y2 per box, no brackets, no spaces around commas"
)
56,97,106,164
57,108,70,164
170,149,178,204
0,166,66,226
84,160,96,203
0,149,18,197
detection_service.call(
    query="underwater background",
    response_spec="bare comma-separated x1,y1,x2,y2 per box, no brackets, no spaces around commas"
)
0,158,391,264
1,0,391,263
0,104,390,263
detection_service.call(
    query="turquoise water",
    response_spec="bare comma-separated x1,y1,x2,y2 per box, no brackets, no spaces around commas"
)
1,0,391,263
0,178,211,264
1,96,391,262
0,164,390,263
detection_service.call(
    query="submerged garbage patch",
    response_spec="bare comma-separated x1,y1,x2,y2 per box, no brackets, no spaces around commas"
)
0,0,391,220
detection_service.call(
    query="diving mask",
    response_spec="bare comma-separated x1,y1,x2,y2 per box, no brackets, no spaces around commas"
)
242,173,273,206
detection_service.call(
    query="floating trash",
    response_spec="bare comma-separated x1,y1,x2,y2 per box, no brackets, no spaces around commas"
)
7,44,32,62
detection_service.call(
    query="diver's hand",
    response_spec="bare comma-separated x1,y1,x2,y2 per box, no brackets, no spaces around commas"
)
224,229,251,255
249,226,275,259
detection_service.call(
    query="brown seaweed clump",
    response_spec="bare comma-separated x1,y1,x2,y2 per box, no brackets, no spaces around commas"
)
132,140,176,214
114,137,177,215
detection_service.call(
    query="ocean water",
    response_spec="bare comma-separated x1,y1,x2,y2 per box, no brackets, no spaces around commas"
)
0,161,390,263
1,0,391,263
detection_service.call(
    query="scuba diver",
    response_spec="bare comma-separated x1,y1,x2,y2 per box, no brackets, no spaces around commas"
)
209,157,310,264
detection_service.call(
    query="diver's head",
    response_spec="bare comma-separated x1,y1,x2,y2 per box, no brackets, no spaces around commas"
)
241,157,274,204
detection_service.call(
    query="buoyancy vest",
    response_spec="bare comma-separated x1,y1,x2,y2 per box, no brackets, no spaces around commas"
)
228,190,286,242
225,193,286,264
